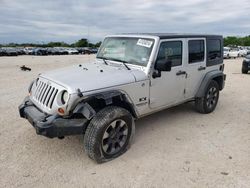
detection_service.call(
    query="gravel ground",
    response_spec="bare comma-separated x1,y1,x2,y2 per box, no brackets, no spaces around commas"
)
0,55,249,188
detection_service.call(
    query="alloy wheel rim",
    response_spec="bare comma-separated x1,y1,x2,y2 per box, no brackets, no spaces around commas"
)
206,87,218,109
102,119,128,155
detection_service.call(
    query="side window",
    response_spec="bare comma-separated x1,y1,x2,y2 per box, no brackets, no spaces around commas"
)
207,39,221,61
188,40,204,63
157,41,182,67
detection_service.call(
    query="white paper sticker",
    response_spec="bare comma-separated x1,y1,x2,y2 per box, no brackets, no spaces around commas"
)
137,39,153,48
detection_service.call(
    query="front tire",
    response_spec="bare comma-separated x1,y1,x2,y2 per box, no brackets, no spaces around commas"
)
84,106,134,163
195,80,220,114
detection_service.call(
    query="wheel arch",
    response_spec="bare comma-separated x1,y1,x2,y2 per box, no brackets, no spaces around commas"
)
196,70,225,98
73,90,139,120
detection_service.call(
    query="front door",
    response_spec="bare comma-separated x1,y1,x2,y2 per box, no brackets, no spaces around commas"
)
149,39,186,109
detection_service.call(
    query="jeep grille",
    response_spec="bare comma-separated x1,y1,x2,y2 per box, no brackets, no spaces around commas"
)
33,80,58,109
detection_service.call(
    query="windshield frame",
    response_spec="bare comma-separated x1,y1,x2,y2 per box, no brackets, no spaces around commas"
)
96,35,157,68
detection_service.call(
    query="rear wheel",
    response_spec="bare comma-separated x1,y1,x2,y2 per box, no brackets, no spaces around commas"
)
84,106,134,163
195,80,220,114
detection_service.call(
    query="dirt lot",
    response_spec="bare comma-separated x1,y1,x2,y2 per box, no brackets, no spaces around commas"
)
0,55,249,188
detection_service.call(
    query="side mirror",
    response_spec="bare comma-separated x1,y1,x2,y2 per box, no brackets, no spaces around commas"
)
155,59,172,72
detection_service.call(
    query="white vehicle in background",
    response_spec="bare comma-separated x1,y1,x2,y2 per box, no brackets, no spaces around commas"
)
24,47,34,55
229,48,240,59
238,48,247,57
223,47,230,59
66,48,79,55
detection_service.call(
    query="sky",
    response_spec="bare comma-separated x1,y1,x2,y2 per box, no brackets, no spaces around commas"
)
0,0,250,44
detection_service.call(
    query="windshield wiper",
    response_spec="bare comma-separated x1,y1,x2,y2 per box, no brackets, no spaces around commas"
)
98,57,108,65
97,57,131,70
109,58,131,70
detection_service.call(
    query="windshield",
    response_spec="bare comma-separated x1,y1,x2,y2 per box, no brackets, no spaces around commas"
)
97,37,155,66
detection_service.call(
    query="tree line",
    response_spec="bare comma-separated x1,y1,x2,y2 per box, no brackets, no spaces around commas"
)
224,36,250,46
0,38,102,48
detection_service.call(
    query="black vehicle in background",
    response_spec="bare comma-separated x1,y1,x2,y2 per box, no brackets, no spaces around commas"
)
242,55,250,74
32,48,48,56
0,48,6,56
4,48,18,56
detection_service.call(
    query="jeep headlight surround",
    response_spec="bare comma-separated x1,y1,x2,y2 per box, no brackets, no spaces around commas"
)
56,90,70,106
61,90,69,105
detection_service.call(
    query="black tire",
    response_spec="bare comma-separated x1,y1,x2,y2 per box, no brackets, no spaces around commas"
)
242,68,248,74
195,80,220,114
242,65,248,74
84,106,135,163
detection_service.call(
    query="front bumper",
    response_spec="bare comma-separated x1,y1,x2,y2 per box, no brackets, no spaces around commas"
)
19,97,89,138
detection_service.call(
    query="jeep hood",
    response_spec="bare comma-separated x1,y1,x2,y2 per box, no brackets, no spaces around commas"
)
40,62,147,94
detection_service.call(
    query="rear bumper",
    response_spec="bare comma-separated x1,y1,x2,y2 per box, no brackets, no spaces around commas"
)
19,97,89,138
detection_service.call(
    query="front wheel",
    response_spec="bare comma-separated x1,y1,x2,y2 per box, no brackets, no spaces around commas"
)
84,106,134,163
195,80,220,114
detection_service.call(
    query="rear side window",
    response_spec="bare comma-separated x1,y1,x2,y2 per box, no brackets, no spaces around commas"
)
207,39,221,60
157,41,182,67
188,40,205,63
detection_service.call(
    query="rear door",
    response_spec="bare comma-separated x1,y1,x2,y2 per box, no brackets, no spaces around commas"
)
184,38,206,99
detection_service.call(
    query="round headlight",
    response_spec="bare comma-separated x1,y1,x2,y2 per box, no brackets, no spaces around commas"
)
61,90,69,104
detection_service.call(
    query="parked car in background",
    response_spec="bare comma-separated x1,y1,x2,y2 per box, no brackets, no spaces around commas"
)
47,48,60,55
4,47,18,56
82,47,92,54
65,48,79,55
24,47,34,55
32,48,48,56
91,48,98,54
228,48,240,59
246,47,250,55
47,47,67,55
242,55,250,74
15,48,25,55
56,47,68,55
0,48,6,56
223,47,230,59
239,48,247,57
78,47,98,54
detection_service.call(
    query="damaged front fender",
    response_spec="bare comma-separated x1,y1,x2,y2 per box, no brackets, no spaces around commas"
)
73,102,96,120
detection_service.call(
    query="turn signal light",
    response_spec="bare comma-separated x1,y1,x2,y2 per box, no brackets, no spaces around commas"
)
58,108,65,115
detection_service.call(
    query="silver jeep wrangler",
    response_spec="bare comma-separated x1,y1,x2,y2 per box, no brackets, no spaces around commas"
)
19,34,226,163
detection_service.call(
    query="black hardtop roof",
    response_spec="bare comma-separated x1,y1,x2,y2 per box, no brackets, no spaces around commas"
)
121,33,223,39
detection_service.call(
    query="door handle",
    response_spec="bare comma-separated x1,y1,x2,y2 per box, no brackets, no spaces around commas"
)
176,70,186,76
198,66,206,71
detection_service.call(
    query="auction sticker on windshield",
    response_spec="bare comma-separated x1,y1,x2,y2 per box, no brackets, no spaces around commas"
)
137,39,153,48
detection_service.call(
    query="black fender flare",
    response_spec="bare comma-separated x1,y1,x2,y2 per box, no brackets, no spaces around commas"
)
196,70,225,98
73,90,138,119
